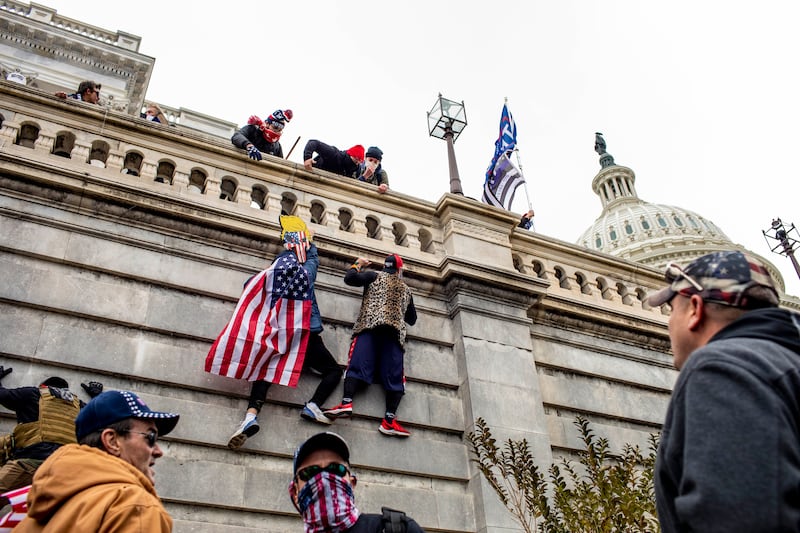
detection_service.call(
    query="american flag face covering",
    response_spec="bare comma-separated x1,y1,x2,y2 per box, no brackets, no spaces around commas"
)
284,231,309,263
296,471,360,533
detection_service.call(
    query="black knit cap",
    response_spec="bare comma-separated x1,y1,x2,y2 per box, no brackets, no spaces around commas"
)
365,146,383,160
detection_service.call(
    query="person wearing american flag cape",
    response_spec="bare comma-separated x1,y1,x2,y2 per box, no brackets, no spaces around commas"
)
205,216,343,449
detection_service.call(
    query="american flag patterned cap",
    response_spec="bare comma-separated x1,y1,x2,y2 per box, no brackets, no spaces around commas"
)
647,251,779,309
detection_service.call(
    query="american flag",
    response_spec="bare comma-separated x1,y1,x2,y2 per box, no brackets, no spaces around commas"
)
205,253,312,387
0,485,30,531
283,230,309,264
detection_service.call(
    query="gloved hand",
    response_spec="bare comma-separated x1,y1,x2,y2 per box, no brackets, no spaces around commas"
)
81,381,104,398
247,145,262,161
0,366,12,382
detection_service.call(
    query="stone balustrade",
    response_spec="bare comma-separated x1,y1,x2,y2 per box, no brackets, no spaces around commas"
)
0,82,679,325
0,0,141,51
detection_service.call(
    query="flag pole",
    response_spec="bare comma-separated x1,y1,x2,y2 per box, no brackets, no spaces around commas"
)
514,148,532,210
504,96,532,211
514,148,535,231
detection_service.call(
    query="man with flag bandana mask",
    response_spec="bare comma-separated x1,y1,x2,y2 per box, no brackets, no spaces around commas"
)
289,432,425,533
231,108,293,160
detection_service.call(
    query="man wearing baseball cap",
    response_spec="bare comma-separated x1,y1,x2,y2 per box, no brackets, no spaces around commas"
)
15,390,179,532
289,432,424,533
647,250,800,532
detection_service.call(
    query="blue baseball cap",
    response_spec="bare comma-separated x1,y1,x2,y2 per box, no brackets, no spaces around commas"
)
75,390,180,440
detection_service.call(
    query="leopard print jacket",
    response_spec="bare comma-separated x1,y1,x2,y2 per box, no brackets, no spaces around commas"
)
352,272,413,346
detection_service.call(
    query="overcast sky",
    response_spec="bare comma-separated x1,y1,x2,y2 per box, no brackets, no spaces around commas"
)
40,1,800,296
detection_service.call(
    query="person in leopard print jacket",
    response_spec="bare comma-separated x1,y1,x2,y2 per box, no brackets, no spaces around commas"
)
324,254,417,437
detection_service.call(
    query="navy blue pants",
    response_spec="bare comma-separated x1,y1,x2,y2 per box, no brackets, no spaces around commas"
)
345,326,405,392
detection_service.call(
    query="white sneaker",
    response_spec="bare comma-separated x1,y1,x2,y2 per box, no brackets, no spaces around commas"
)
228,417,260,449
300,402,333,425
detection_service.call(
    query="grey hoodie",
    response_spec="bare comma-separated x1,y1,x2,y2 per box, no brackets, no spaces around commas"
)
656,307,800,532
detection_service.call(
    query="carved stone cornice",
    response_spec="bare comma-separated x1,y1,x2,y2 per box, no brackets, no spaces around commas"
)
0,11,153,113
530,306,671,352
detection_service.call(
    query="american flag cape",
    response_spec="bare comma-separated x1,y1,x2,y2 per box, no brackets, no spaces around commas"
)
482,152,525,210
204,253,312,387
0,484,30,531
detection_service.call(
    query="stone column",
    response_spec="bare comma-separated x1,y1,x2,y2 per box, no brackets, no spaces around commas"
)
173,170,190,190
205,178,221,199
265,193,283,217
236,185,254,208
436,194,553,533
140,161,157,181
34,132,55,154
0,122,19,145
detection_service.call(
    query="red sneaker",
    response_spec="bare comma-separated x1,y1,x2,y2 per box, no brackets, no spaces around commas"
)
379,418,410,438
324,402,353,418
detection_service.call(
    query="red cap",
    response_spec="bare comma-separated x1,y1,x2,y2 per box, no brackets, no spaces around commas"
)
346,145,365,162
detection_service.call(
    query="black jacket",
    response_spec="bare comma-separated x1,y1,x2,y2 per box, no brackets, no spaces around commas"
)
231,125,283,158
348,512,424,533
303,139,358,177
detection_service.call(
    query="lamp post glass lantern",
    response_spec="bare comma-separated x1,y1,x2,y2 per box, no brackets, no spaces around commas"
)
427,94,467,195
762,217,800,281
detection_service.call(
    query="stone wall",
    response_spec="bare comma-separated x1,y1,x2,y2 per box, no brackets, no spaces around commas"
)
0,82,675,532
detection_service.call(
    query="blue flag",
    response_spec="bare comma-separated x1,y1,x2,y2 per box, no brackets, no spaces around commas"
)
485,104,517,181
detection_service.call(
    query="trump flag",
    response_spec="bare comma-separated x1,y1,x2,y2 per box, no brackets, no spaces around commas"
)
482,104,524,209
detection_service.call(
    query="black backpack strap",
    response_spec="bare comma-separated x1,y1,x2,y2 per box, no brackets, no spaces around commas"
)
381,507,407,533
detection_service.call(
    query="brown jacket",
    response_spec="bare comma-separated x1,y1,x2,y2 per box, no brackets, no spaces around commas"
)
14,444,172,532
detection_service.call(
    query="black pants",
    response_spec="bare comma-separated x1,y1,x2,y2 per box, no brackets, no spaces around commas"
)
343,376,404,415
247,332,342,412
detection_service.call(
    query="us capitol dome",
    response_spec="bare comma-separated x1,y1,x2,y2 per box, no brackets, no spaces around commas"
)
577,133,786,292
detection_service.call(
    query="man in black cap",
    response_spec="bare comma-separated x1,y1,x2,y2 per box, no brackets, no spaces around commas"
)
324,254,417,438
289,432,424,532
647,250,800,533
15,390,179,532
355,146,389,194
0,368,102,502
231,109,293,160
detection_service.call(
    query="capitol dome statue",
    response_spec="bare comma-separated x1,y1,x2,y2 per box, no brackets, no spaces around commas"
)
578,133,786,292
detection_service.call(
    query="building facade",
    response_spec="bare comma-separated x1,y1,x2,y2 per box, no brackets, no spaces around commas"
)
0,80,686,532
1,5,797,532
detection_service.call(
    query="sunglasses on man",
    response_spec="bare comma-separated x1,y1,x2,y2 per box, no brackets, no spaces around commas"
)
296,462,350,482
664,262,703,291
118,429,159,447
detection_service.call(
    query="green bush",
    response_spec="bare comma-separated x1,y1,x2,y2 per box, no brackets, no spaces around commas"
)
468,416,660,533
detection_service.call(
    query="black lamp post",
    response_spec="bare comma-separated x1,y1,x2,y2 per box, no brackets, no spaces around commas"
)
427,93,467,195
762,217,800,280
